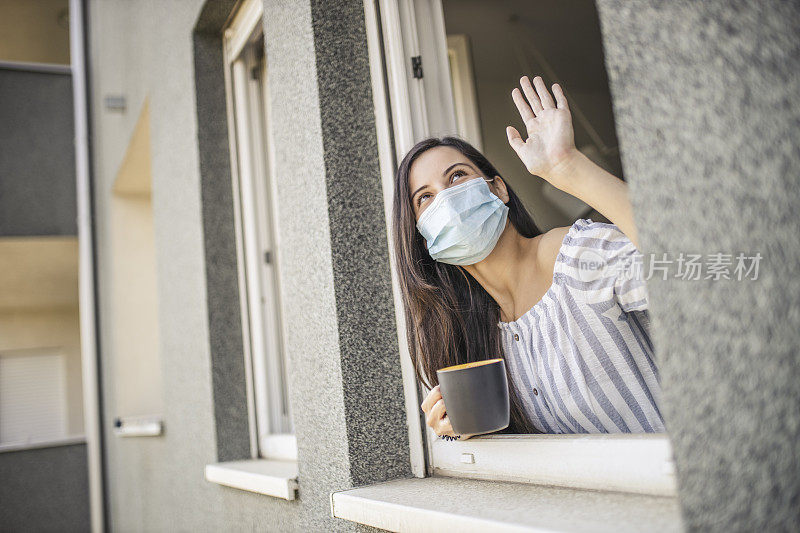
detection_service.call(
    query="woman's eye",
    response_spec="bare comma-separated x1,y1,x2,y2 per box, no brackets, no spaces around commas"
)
451,170,467,182
416,170,468,207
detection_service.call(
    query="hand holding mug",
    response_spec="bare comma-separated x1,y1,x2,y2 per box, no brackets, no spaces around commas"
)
420,385,477,440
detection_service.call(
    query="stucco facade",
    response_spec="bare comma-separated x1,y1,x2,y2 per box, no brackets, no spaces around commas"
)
596,1,800,530
9,0,791,531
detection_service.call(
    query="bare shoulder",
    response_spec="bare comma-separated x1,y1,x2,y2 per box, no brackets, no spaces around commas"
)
535,225,571,272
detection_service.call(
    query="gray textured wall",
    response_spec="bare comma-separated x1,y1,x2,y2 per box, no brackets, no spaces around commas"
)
194,0,252,465
595,1,800,530
0,443,90,532
263,0,412,526
0,69,77,237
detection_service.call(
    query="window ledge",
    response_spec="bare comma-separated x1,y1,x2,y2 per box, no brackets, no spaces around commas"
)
430,433,677,497
205,459,298,500
331,476,682,532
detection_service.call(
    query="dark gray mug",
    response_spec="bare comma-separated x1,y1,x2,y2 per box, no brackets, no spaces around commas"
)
436,358,510,436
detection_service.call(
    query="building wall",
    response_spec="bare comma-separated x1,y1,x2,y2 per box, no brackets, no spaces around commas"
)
91,0,410,530
595,0,800,530
0,443,90,532
0,70,76,237
88,0,800,531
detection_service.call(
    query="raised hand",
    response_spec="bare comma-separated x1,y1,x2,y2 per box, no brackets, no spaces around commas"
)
506,75,577,191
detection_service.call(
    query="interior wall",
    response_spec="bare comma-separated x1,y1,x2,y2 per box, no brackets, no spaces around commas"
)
0,0,71,64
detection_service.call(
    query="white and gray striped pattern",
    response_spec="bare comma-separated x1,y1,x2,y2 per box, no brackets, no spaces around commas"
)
498,218,665,433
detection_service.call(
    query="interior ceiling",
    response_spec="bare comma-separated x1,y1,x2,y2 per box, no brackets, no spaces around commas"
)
0,236,79,310
442,0,611,92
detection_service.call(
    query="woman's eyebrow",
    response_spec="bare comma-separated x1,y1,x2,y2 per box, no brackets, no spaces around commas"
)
441,162,471,176
410,162,473,202
410,184,428,202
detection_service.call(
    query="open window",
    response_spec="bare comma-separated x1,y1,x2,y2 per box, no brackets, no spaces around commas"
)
201,0,298,501
369,0,676,496
222,0,295,462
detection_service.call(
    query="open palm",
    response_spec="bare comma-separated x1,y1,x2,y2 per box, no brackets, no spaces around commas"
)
507,76,576,188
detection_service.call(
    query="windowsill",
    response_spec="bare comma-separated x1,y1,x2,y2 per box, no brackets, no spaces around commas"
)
429,433,677,497
0,435,87,453
205,458,298,500
331,476,682,532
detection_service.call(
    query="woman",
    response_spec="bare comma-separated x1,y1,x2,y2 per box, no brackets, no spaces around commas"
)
392,75,664,438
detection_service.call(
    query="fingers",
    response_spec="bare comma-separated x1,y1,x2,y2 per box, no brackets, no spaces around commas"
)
426,398,446,429
533,75,556,109
419,385,457,438
420,384,441,414
552,82,569,111
438,415,456,437
520,76,543,116
506,125,525,151
511,87,536,125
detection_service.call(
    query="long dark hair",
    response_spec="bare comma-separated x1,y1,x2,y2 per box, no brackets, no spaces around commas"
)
392,135,542,434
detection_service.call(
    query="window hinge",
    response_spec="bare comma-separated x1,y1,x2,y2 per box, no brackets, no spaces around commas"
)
411,55,423,79
264,250,272,264
250,66,259,80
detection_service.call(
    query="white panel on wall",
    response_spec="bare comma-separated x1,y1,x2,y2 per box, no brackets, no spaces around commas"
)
0,350,68,445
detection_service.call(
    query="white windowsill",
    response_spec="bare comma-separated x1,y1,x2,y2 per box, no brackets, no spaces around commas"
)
0,434,87,453
331,476,682,533
430,433,677,497
205,459,298,500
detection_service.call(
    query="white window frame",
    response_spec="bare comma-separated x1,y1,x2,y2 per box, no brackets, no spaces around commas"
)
222,0,295,462
366,0,676,496
445,34,483,151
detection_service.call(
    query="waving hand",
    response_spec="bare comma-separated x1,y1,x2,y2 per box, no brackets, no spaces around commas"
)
506,75,642,249
506,75,577,191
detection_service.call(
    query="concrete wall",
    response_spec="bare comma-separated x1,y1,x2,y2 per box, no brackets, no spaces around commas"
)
88,0,800,531
91,0,410,530
90,1,237,528
595,1,800,530
0,70,76,237
0,442,90,532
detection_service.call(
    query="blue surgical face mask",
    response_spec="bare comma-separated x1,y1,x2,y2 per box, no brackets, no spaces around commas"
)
416,176,509,265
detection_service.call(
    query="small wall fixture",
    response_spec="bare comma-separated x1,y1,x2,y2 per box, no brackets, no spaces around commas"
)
104,95,126,112
113,415,163,437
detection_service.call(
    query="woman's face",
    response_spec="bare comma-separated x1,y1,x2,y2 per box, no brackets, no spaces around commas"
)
407,146,509,221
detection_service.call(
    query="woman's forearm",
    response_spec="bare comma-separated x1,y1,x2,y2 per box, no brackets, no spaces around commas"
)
545,148,641,249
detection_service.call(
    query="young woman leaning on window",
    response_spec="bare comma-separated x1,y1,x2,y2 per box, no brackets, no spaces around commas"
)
392,75,664,438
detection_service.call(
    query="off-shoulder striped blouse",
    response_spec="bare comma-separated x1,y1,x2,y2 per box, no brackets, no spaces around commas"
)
498,218,665,433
